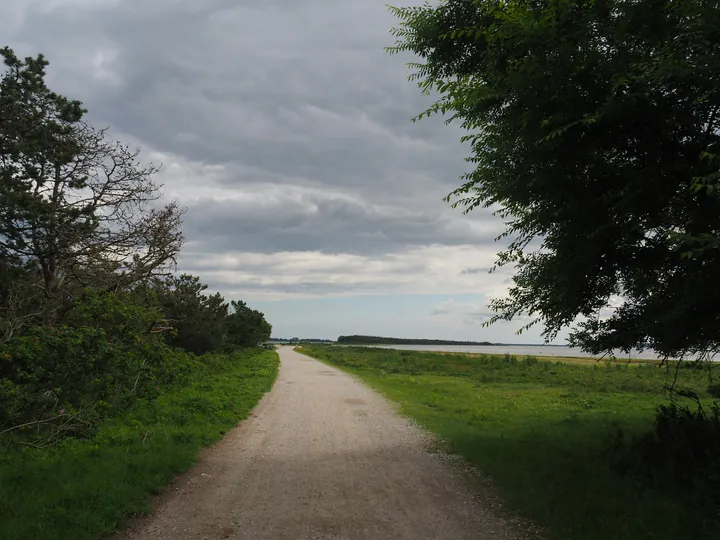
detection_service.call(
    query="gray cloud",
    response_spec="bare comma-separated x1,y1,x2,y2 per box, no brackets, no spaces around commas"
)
7,0,470,194
463,311,494,324
180,188,501,256
199,280,410,297
3,0,516,310
460,267,487,275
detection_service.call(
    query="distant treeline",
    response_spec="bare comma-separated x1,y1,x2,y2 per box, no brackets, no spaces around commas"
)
268,338,335,343
337,335,494,346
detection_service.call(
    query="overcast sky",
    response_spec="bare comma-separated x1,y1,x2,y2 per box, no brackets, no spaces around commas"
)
3,0,567,343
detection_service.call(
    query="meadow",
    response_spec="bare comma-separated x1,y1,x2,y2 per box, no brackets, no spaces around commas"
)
299,345,720,540
0,349,278,540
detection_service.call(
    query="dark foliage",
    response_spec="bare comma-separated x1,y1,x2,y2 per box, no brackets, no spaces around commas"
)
388,0,720,358
610,402,720,512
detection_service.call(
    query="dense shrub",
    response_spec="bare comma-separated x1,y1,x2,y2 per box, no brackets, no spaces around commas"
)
610,402,720,512
1,291,191,446
0,348,278,540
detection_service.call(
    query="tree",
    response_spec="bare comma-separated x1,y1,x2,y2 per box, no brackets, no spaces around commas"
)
226,300,272,348
388,0,720,358
0,47,184,308
150,277,272,352
151,274,229,355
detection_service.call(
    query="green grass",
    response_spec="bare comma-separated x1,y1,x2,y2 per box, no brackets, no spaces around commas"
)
0,349,278,540
299,345,720,540
429,350,665,366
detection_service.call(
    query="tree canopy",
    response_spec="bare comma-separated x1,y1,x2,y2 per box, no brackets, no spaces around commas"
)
0,47,184,318
388,0,720,358
0,47,272,446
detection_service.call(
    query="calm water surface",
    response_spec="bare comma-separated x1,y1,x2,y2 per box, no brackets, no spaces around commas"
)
364,344,663,360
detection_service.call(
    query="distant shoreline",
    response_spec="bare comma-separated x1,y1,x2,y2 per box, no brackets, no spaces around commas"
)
272,338,574,347
359,342,569,347
337,335,495,346
334,335,582,347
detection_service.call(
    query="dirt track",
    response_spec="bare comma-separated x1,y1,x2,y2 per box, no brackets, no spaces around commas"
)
119,347,517,540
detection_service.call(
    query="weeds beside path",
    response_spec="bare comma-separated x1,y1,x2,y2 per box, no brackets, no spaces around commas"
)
299,345,720,540
0,349,278,540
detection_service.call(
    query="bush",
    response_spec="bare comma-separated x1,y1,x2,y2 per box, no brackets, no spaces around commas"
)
611,402,720,512
0,348,279,540
0,327,161,444
0,291,179,446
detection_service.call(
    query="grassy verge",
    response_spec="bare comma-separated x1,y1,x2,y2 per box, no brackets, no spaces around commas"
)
298,345,719,540
430,351,663,366
0,349,278,540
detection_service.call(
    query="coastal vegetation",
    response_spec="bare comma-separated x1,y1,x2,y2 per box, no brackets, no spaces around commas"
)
0,47,276,539
300,344,720,540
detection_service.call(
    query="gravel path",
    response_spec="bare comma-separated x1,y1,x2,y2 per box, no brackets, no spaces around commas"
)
118,347,517,540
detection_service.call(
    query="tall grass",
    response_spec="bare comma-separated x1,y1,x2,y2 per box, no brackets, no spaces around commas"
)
0,349,278,540
300,345,719,540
